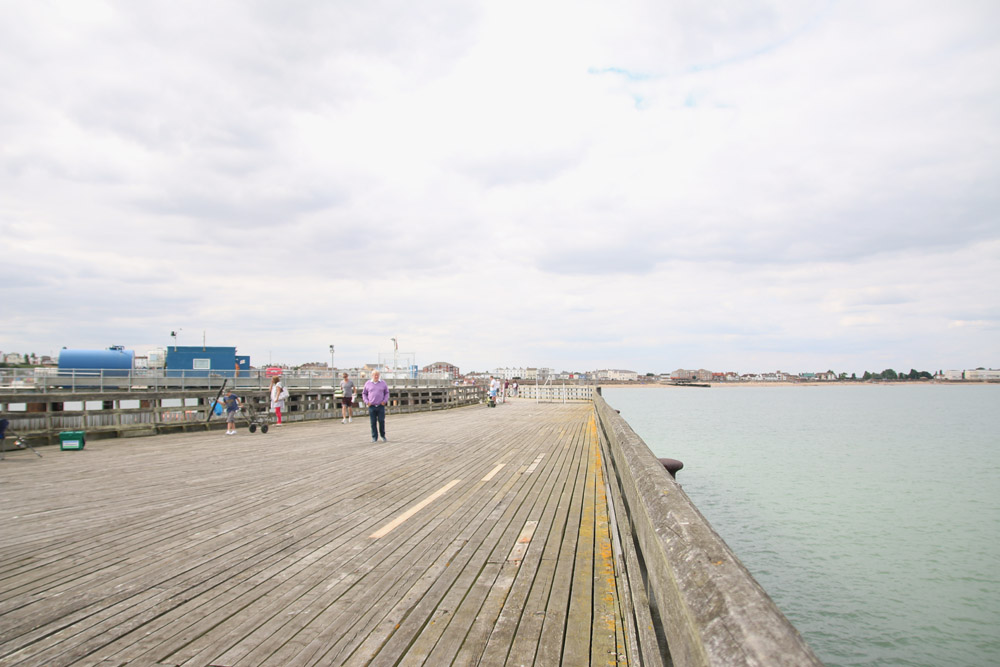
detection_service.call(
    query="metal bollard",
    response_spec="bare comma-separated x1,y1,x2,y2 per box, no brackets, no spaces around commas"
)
658,458,684,478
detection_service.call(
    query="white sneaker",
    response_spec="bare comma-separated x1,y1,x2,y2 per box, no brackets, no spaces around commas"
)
342,418,346,424
348,417,352,423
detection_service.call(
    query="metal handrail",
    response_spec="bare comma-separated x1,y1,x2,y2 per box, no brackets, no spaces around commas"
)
0,368,466,394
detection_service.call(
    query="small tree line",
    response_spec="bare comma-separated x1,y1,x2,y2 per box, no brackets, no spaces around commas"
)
854,369,935,381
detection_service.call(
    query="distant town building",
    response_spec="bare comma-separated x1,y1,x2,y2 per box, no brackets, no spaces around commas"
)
422,361,461,379
595,369,639,382
490,367,526,380
554,371,589,381
671,368,713,382
299,362,329,371
964,369,1000,380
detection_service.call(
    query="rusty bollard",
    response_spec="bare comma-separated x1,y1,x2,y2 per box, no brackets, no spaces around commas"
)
659,458,684,479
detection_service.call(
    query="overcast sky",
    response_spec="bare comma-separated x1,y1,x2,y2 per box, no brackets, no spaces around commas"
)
2,0,998,375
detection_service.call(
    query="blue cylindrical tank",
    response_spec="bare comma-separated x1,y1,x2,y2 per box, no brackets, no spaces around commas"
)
59,348,135,376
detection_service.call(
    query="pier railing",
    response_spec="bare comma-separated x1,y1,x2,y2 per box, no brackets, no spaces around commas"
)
593,389,823,666
517,383,595,402
0,384,488,445
0,368,466,394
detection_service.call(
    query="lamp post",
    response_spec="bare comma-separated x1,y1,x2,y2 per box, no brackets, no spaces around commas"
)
329,345,335,373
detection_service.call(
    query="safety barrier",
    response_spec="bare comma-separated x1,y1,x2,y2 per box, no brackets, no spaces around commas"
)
0,384,488,445
517,383,595,402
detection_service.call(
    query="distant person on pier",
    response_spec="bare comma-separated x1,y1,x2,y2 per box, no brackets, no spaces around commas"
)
363,370,389,442
222,388,241,435
340,373,355,424
269,376,287,425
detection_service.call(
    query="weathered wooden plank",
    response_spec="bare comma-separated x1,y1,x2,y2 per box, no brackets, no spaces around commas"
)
591,413,626,666
598,411,665,667
562,415,599,666
1,444,458,664
2,428,446,664
530,416,594,667
0,401,644,667
227,454,540,666
502,417,590,666
287,435,560,666
157,414,568,664
162,475,481,664
350,446,539,666
393,421,569,665
427,413,593,666
476,433,581,666
447,427,579,665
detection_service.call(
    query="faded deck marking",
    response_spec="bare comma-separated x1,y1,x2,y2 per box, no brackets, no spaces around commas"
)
481,463,505,482
506,520,538,564
369,479,461,539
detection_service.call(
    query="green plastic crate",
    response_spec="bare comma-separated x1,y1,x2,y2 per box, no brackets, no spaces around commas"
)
59,431,85,450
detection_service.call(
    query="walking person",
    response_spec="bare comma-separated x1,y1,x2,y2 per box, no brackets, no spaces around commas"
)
488,376,499,406
269,376,287,425
340,372,355,423
222,388,241,435
362,370,389,442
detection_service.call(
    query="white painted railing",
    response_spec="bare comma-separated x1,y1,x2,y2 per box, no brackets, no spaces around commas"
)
517,383,594,402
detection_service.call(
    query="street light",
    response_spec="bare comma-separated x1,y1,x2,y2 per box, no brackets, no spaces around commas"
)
329,345,335,372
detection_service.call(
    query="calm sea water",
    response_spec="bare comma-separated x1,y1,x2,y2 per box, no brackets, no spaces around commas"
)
602,385,1000,667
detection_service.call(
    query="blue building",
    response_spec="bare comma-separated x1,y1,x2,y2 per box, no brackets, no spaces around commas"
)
59,347,134,377
165,346,250,377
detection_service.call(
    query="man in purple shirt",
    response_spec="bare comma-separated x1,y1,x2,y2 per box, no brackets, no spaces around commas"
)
362,370,390,442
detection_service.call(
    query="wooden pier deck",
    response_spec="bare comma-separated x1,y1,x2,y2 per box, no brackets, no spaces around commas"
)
0,400,641,666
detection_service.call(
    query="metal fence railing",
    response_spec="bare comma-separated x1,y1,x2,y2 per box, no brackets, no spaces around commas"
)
517,383,595,402
0,381,488,444
0,368,465,394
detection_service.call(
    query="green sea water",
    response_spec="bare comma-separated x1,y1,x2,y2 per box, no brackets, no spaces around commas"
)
602,384,1000,667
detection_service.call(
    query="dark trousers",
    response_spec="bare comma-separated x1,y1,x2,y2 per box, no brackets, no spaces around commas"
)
368,404,386,439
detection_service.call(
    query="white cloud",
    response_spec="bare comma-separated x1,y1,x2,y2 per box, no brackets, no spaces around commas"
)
1,0,998,374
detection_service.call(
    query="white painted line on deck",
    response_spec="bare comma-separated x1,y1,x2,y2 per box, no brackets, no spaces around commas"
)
507,520,538,563
481,463,505,482
369,480,462,539
525,454,544,474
